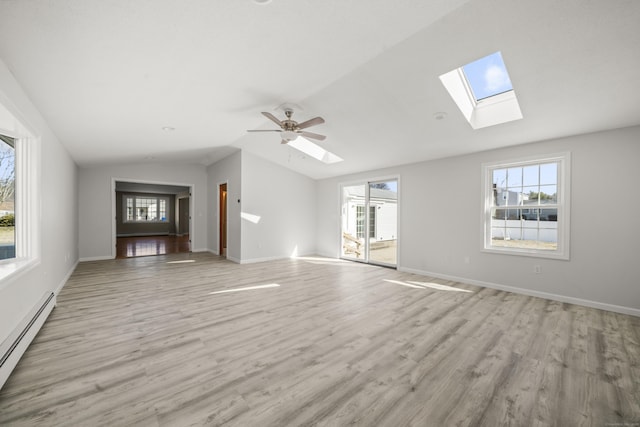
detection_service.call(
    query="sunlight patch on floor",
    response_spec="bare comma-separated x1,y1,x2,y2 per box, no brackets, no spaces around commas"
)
208,284,280,295
384,279,472,293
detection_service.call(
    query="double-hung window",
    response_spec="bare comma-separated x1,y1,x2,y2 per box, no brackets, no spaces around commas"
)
483,153,570,259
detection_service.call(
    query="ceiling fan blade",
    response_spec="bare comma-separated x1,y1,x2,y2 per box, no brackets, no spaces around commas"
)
262,111,283,127
299,131,326,141
296,116,325,130
247,129,282,132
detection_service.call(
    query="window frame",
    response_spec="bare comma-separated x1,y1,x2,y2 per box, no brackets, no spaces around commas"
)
122,194,170,223
0,134,15,261
482,152,571,260
0,132,40,284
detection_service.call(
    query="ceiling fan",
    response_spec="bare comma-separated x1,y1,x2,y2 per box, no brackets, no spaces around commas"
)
247,108,326,144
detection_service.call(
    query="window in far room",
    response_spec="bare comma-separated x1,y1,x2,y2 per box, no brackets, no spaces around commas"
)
123,195,169,223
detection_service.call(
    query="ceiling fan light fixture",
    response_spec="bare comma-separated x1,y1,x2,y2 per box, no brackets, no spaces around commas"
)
281,130,298,141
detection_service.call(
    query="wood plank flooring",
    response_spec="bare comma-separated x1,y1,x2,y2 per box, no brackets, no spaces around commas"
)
0,252,638,426
116,235,190,259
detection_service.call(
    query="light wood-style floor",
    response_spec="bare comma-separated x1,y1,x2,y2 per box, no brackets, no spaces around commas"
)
0,253,638,426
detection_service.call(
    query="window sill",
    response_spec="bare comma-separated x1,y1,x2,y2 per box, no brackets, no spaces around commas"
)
482,246,569,261
0,257,40,288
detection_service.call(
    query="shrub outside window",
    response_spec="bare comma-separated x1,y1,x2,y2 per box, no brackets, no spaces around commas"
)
483,153,570,259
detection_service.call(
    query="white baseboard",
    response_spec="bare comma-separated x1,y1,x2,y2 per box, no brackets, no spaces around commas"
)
239,251,316,265
55,260,79,295
79,255,114,262
398,266,640,318
116,233,173,237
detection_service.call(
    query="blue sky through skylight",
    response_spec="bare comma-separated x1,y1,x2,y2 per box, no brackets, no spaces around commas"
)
462,51,513,101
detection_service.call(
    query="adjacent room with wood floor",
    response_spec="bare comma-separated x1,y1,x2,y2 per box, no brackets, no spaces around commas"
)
0,1,639,426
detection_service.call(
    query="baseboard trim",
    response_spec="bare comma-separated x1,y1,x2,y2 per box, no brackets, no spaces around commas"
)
398,266,640,318
239,252,316,265
55,260,79,295
116,233,174,237
79,255,114,262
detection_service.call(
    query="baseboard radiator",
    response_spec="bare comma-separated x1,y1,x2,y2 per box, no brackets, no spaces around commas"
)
0,291,56,390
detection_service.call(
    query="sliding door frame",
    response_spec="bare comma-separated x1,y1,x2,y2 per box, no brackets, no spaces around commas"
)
339,175,400,268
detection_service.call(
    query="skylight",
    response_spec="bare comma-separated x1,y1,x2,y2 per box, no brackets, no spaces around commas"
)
462,51,513,101
288,137,343,164
440,51,522,129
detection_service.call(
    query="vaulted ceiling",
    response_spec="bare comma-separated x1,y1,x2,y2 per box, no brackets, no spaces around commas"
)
1,0,638,179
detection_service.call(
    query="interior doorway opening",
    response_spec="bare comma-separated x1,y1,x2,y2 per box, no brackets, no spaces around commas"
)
113,180,192,258
219,183,228,257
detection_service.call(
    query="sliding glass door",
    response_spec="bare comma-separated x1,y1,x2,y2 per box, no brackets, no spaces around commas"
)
341,179,398,267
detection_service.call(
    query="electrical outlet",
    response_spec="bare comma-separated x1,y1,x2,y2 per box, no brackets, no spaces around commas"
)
534,265,542,274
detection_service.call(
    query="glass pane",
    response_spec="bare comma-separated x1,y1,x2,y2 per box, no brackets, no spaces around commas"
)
0,135,15,260
506,167,522,188
521,208,538,226
539,185,557,204
540,162,558,185
522,165,539,187
539,208,558,222
159,199,167,221
461,51,513,101
492,168,507,188
523,186,539,204
368,181,397,266
341,185,365,260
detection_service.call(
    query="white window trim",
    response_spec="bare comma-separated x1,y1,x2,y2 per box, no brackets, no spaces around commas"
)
481,152,571,260
0,133,41,286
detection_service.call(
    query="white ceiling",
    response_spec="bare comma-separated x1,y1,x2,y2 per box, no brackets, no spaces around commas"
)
0,0,639,179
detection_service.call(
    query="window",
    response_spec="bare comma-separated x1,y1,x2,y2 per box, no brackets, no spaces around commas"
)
356,205,376,239
0,104,40,283
483,153,570,259
440,51,522,129
123,195,168,222
368,205,376,239
356,205,365,239
0,135,15,260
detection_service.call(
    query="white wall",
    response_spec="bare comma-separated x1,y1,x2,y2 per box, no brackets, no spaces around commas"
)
317,126,640,315
240,151,316,263
0,58,78,344
78,163,208,260
207,151,241,262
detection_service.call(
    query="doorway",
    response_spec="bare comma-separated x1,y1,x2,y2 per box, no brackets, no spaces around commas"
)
341,179,398,267
112,180,192,259
219,183,228,257
178,197,190,236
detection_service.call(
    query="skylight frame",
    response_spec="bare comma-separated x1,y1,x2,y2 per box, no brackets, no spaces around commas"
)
440,51,523,129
